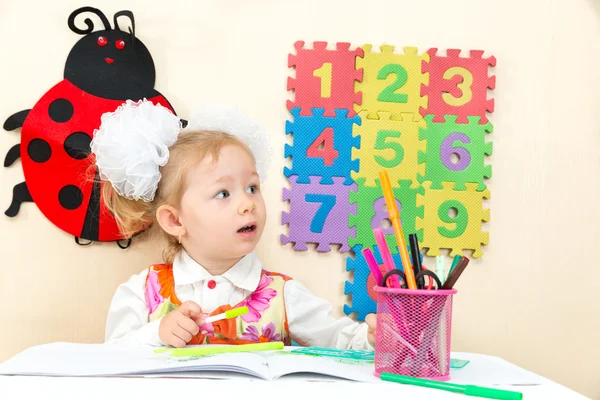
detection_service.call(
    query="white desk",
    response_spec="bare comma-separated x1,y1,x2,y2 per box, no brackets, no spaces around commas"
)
0,373,589,400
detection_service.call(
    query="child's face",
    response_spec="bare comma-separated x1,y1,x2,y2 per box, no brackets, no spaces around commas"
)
178,144,266,263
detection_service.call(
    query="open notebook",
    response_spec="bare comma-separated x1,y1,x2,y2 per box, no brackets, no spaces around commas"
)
0,343,381,382
0,342,545,385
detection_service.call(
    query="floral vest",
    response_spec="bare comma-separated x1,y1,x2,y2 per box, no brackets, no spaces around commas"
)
144,264,293,345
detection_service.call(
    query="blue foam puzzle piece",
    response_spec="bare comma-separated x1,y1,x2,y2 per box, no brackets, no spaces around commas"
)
284,107,361,185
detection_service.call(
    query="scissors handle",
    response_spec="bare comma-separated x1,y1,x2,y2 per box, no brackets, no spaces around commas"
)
415,270,442,290
383,269,443,290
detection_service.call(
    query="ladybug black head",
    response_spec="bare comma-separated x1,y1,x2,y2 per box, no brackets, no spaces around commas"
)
64,7,157,100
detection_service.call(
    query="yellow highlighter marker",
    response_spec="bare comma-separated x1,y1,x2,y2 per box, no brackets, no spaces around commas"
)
379,170,418,290
203,305,249,324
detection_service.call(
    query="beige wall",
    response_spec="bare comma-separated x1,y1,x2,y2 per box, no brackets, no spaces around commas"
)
1,0,599,397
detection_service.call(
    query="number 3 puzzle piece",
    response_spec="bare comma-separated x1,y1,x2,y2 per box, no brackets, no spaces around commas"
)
355,45,429,120
416,181,490,258
420,49,496,124
281,175,357,252
287,41,363,117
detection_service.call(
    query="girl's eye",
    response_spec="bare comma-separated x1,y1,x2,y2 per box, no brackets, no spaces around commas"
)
247,185,257,194
215,190,229,199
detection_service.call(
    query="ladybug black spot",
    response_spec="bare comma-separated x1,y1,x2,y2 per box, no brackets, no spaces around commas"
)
64,132,92,160
27,139,52,163
58,185,83,210
48,98,74,123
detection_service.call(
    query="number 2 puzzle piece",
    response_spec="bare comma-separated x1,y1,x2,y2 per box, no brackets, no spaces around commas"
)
281,175,357,252
420,49,496,124
287,41,363,117
344,245,419,321
285,107,361,185
418,114,493,191
351,111,426,188
348,178,423,250
355,45,429,120
416,181,490,258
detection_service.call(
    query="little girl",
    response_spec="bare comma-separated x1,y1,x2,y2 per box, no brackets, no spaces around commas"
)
93,100,376,349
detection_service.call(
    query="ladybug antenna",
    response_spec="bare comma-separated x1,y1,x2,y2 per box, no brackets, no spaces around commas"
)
68,6,111,35
114,11,135,43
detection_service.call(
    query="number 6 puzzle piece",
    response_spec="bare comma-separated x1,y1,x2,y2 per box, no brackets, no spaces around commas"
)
418,114,493,191
355,45,429,120
281,175,357,252
287,41,363,117
416,181,490,258
420,49,496,124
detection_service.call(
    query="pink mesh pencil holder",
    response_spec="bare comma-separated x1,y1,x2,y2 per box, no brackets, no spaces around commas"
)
374,286,457,381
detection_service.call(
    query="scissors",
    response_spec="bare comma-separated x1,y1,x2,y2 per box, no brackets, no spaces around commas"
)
382,266,443,290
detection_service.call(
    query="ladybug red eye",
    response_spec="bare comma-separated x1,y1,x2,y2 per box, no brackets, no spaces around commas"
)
115,40,126,50
97,36,107,47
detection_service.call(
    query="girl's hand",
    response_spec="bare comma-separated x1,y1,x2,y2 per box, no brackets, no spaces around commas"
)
159,301,202,347
366,313,377,347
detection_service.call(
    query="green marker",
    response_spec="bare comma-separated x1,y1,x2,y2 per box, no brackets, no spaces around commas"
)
380,373,522,400
155,341,284,357
448,255,463,280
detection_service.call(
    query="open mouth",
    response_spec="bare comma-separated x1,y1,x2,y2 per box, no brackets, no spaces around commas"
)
237,224,256,233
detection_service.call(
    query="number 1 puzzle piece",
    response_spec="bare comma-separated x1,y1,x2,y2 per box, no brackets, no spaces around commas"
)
420,49,496,124
355,45,429,119
416,181,490,258
281,175,357,252
287,41,363,117
418,114,493,191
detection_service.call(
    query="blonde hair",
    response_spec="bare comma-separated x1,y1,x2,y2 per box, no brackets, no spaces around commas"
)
101,130,253,264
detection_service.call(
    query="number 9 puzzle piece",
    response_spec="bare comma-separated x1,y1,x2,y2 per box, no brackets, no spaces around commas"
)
416,181,490,258
281,175,357,252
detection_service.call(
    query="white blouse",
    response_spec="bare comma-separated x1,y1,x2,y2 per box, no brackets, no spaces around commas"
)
104,250,373,350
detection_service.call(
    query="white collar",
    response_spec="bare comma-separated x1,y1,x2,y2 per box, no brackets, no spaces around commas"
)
172,250,263,292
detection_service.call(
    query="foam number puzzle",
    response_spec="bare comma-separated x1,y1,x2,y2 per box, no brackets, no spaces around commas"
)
283,41,495,320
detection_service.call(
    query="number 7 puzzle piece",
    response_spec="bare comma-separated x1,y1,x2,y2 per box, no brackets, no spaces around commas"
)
281,175,357,252
416,181,490,258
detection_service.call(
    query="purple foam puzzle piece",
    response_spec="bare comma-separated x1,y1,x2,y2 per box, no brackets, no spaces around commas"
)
281,175,357,252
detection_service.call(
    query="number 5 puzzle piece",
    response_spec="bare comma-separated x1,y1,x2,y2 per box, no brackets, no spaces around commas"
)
281,175,357,252
416,181,490,258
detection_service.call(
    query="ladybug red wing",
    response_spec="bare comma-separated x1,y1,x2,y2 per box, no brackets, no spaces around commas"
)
20,79,173,242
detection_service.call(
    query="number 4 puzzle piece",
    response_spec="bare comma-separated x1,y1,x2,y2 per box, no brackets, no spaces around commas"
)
281,175,357,252
416,181,490,258
284,107,361,185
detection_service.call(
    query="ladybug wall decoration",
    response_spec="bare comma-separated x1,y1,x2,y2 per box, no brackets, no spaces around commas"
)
3,6,179,248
